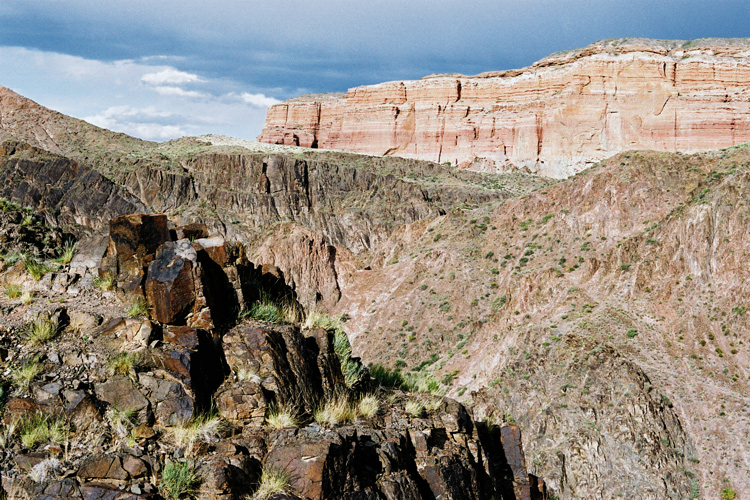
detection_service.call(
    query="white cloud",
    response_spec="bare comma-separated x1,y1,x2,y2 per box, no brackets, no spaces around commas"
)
151,85,207,98
241,92,281,108
141,68,201,85
0,46,280,142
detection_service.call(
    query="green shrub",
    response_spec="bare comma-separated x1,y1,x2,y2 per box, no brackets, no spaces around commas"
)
721,488,736,500
626,328,638,338
161,461,200,499
108,352,138,377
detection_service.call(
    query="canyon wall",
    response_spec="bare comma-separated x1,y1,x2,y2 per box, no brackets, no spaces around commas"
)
259,38,750,178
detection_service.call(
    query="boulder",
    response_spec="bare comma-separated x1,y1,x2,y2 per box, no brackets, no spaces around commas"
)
144,239,198,324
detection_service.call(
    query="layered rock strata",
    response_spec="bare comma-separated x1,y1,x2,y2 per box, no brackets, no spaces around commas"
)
259,38,750,177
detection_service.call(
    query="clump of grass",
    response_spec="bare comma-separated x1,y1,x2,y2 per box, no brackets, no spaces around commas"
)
248,299,283,324
23,256,56,281
357,394,380,419
10,358,44,392
236,366,261,383
161,460,200,499
169,414,224,453
107,352,138,377
304,310,342,331
53,240,77,265
4,283,21,299
20,290,34,305
314,395,357,427
106,407,139,438
265,403,299,429
0,422,17,448
17,412,68,449
25,316,59,346
126,297,150,318
369,363,406,389
280,297,304,324
405,400,425,417
94,273,116,291
403,371,446,396
251,467,291,500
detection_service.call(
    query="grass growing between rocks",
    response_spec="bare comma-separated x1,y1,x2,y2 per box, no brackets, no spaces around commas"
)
405,400,425,417
94,273,116,291
10,358,43,393
22,256,57,281
25,316,59,346
52,240,76,264
333,330,365,388
357,394,380,419
3,283,21,299
251,467,291,500
107,352,139,377
126,297,150,318
314,395,357,426
106,407,139,438
168,413,224,453
265,403,299,429
16,412,68,449
161,460,200,500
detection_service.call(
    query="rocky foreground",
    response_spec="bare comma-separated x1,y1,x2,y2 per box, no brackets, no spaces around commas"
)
259,38,750,177
0,211,547,499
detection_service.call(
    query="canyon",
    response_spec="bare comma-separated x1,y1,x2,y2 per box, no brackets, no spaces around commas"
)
1,35,750,499
259,38,750,178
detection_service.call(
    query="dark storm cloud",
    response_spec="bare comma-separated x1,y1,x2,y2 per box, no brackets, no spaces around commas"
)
0,0,747,139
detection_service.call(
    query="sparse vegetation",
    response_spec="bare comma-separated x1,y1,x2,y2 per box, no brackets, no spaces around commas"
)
17,412,68,449
53,240,77,264
3,283,21,299
161,460,200,499
314,395,357,426
369,363,406,389
106,407,139,438
357,394,380,418
334,329,365,388
721,488,736,500
10,358,43,393
251,466,291,500
405,400,425,417
23,256,56,281
94,273,116,291
265,403,299,429
25,316,59,346
126,297,150,318
168,414,224,452
107,352,138,377
248,299,283,323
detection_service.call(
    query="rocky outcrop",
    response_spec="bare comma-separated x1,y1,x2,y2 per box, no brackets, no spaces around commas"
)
0,214,546,500
259,38,750,177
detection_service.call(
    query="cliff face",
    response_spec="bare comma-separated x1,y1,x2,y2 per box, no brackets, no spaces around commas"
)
259,38,750,178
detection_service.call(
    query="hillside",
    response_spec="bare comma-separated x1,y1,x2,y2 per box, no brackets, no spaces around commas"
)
259,38,750,178
1,86,749,499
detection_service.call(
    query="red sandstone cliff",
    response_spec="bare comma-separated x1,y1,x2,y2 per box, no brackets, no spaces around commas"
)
259,38,750,178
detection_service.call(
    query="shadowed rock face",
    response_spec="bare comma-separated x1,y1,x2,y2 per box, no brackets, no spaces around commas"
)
259,38,750,178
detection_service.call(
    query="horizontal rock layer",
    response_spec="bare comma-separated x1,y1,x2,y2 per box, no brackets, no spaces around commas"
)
259,38,750,177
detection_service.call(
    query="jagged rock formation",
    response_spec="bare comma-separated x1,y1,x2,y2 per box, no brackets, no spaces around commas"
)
0,211,545,500
259,38,750,177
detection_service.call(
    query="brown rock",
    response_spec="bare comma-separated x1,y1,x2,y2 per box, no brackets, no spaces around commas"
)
173,222,209,241
122,455,148,478
77,455,128,480
144,239,198,324
106,214,169,275
94,377,149,415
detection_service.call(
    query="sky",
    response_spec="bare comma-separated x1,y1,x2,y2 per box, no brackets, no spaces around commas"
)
0,0,748,141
